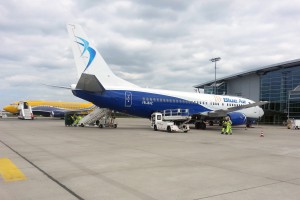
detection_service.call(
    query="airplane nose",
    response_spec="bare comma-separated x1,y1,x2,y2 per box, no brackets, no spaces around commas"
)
3,105,10,112
259,107,264,117
3,105,16,113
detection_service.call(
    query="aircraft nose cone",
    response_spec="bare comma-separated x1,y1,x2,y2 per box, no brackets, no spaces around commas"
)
3,105,16,113
3,105,10,112
259,107,264,117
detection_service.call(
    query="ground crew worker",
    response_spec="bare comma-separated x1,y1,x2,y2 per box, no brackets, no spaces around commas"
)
225,116,232,135
72,114,79,126
221,117,227,134
77,115,83,126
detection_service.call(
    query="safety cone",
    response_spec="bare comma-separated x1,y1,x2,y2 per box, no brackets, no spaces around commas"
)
260,130,264,137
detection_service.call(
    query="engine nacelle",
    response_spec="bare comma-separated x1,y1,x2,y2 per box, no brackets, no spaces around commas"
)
50,111,65,118
227,112,247,125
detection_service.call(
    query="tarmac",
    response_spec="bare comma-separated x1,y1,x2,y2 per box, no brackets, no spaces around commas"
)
0,117,300,200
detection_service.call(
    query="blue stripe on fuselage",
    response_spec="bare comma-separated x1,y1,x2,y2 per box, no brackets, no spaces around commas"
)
72,89,211,118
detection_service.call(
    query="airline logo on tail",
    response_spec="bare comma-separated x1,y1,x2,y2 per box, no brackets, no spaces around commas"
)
75,36,96,72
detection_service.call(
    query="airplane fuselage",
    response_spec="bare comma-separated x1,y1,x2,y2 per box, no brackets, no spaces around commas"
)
73,87,263,123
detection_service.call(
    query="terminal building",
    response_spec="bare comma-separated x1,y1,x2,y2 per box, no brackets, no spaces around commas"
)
194,59,300,124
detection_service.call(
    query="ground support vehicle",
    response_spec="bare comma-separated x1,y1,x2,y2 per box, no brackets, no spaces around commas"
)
78,107,117,128
98,115,117,128
287,119,300,130
151,109,191,133
17,101,34,120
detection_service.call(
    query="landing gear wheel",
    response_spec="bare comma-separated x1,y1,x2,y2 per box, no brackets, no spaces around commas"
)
195,122,200,129
167,126,171,133
200,122,206,130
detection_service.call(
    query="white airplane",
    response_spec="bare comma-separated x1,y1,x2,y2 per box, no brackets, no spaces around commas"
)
66,24,265,129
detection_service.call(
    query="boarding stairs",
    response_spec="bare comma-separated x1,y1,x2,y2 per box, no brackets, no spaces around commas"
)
162,109,191,122
78,107,111,127
18,101,33,120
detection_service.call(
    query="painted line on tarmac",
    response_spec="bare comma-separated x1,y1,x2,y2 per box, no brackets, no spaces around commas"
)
0,158,27,182
0,139,84,200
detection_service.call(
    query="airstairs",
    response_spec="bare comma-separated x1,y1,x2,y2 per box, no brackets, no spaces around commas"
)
18,101,34,120
78,107,117,128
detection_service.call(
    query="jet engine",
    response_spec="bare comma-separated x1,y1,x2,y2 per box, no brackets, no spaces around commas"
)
50,111,65,118
227,112,247,125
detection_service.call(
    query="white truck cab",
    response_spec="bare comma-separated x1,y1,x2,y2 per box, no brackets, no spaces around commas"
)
151,109,190,133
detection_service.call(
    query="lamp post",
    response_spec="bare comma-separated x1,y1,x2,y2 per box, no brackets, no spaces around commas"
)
210,57,221,94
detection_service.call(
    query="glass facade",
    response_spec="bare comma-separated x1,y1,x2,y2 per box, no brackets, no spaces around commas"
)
260,66,300,124
204,82,227,95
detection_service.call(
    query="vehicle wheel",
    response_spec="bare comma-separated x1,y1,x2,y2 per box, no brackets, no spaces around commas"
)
200,122,206,130
209,121,214,126
99,124,103,128
114,124,117,128
154,125,158,131
195,122,200,129
167,126,171,133
184,131,188,133
80,124,84,127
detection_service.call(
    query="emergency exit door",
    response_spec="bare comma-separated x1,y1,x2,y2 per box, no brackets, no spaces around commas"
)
125,91,132,107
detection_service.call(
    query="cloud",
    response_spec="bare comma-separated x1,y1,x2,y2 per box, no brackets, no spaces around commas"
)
1,0,300,109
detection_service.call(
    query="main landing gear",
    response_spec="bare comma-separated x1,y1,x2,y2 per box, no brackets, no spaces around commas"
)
195,121,206,130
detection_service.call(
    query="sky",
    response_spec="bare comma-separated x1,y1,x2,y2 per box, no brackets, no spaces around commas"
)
1,0,300,109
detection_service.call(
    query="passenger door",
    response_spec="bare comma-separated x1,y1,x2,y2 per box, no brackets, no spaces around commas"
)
125,91,132,107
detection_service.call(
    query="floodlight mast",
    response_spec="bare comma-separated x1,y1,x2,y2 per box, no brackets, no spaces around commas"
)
210,57,221,94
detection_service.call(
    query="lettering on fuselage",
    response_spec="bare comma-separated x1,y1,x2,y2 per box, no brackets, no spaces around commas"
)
142,100,153,105
223,98,246,104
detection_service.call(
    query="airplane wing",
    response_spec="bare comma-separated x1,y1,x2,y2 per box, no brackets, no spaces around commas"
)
199,101,268,117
